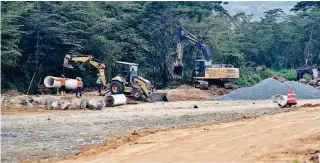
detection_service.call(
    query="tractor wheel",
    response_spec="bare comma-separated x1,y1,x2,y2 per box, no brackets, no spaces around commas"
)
110,81,124,94
132,88,143,100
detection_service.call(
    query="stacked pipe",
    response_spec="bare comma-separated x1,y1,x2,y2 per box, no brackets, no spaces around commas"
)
44,76,78,89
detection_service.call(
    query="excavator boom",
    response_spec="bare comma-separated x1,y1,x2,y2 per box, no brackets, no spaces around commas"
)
173,26,212,77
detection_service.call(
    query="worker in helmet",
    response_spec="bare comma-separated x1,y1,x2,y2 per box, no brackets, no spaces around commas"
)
76,77,83,97
96,73,102,95
56,74,68,96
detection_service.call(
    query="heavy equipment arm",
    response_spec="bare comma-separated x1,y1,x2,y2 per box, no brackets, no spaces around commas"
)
173,26,212,76
63,55,107,87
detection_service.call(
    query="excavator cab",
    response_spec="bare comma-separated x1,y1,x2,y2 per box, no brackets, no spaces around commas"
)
194,60,206,77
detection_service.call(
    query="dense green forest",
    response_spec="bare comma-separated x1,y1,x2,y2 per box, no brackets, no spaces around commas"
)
1,1,320,93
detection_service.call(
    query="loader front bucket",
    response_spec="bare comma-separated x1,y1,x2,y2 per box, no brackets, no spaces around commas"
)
148,92,168,102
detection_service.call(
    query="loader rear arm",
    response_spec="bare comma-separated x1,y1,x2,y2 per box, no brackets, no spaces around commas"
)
64,55,108,87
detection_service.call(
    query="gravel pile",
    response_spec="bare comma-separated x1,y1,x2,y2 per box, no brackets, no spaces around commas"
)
284,81,320,99
220,78,320,100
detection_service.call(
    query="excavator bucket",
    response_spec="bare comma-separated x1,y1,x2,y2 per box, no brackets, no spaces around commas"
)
63,55,74,68
148,92,168,102
173,65,183,76
171,65,183,80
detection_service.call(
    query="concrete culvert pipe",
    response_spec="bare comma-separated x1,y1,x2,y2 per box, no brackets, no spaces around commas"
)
44,76,78,89
105,94,127,107
65,79,78,89
272,94,288,107
44,76,61,88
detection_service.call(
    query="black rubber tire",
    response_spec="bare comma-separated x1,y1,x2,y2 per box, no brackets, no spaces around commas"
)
131,88,143,100
110,81,124,94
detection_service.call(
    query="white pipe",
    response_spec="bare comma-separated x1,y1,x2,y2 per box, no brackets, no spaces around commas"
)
272,94,288,107
44,76,78,89
105,94,127,107
44,76,61,88
65,79,78,89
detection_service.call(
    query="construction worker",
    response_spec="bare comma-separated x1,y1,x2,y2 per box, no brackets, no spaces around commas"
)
96,73,102,95
76,77,83,97
56,74,68,96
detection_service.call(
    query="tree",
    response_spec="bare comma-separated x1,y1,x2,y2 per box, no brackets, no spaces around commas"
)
2,1,320,92
1,2,24,89
291,1,320,12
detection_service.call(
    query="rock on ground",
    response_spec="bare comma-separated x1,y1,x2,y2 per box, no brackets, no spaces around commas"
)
80,99,88,109
61,102,71,110
51,101,61,110
45,97,57,108
272,75,286,82
87,99,103,110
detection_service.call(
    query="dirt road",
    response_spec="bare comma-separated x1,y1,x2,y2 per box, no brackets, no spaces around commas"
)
2,99,320,162
60,107,320,163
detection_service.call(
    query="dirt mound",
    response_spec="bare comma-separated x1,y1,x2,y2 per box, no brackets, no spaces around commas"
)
272,75,286,82
176,85,194,89
167,88,212,101
166,86,232,101
204,88,233,96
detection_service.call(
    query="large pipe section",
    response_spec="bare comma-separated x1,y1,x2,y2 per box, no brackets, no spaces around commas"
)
105,94,127,107
272,94,288,107
44,76,78,89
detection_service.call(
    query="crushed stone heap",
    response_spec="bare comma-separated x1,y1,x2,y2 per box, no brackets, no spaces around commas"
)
220,78,320,100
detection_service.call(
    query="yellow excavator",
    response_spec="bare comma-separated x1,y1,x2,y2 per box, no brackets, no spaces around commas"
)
172,26,239,89
63,55,168,102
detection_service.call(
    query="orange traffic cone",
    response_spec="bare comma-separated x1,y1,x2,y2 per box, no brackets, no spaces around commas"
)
287,90,297,106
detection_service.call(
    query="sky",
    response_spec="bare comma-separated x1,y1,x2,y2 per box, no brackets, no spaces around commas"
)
223,1,298,20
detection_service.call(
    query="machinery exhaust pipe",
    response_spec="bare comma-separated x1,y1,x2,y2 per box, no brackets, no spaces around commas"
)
105,94,127,107
44,76,78,89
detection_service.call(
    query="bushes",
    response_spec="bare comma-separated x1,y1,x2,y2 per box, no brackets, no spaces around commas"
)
269,69,296,81
259,71,273,79
235,74,262,87
234,69,262,87
235,68,297,87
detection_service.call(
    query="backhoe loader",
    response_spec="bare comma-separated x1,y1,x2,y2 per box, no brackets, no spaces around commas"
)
63,55,168,102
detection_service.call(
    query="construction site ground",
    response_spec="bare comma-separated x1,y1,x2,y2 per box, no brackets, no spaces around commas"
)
1,91,320,163
60,106,320,163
